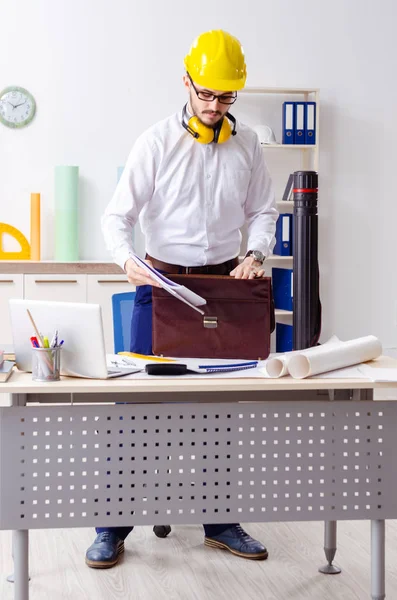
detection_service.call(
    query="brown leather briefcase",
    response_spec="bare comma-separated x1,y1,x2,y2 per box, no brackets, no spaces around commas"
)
152,274,275,360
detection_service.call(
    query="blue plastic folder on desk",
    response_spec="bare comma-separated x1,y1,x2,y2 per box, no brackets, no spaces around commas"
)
272,268,293,311
282,102,295,144
274,214,292,256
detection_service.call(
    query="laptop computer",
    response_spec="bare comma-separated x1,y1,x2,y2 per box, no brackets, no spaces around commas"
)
9,299,141,379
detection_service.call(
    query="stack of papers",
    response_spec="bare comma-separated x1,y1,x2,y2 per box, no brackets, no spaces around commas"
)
131,254,207,314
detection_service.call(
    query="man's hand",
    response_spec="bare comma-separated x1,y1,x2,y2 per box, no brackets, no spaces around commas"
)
124,258,162,287
229,256,265,279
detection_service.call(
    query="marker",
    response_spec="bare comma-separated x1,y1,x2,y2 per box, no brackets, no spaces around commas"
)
30,336,39,348
43,336,50,348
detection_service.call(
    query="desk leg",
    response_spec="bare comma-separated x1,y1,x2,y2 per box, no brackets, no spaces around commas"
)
6,533,31,584
319,520,341,574
13,530,29,600
371,520,385,600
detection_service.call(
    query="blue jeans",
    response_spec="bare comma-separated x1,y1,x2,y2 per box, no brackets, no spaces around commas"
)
97,283,236,539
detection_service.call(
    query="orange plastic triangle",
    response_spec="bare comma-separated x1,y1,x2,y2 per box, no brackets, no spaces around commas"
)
0,222,31,260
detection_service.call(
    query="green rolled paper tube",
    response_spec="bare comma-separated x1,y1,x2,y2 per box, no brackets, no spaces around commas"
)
54,166,79,261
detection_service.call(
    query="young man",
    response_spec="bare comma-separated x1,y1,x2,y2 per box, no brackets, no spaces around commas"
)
87,29,278,568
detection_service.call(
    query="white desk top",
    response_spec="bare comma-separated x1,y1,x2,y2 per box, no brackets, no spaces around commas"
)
1,356,397,395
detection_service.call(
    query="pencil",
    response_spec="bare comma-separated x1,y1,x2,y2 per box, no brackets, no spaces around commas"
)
26,309,45,347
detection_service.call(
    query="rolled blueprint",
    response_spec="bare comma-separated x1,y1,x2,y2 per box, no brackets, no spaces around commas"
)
287,335,382,379
264,335,340,378
54,166,79,261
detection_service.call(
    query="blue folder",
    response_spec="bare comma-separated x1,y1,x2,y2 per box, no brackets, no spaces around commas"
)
274,214,293,256
272,268,293,311
294,102,305,144
276,323,293,352
304,102,316,144
282,102,295,144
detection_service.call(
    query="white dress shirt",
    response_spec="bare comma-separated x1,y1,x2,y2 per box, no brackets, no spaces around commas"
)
102,109,278,269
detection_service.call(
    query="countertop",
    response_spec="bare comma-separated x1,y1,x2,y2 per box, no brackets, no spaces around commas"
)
0,261,124,275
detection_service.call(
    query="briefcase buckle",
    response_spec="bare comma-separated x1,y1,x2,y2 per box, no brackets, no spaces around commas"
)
203,316,218,329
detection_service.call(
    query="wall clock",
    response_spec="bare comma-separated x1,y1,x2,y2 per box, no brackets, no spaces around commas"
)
0,86,36,128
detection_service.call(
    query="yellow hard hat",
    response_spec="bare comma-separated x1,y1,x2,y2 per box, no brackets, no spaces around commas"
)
184,30,247,91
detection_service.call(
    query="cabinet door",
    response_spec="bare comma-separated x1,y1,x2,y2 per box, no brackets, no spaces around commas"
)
0,274,24,345
87,275,134,353
24,274,87,303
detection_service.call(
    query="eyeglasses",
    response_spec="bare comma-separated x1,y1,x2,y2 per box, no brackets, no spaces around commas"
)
188,74,237,105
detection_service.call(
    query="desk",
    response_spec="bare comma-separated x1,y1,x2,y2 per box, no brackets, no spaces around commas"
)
1,359,397,600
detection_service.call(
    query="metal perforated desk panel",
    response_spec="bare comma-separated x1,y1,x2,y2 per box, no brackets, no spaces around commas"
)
1,362,396,600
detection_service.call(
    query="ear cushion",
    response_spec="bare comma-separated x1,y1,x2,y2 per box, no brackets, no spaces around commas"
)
216,119,232,144
187,116,214,144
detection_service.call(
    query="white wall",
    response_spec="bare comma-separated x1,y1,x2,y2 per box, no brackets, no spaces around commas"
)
1,0,396,346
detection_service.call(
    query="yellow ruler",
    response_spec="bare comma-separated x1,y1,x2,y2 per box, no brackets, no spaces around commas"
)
118,352,176,363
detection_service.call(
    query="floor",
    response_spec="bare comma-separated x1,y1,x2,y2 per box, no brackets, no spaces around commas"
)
1,520,397,599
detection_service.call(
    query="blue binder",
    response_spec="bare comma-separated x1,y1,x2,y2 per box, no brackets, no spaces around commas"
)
282,102,295,144
272,267,293,311
276,323,293,352
274,214,292,256
294,102,305,144
304,102,316,144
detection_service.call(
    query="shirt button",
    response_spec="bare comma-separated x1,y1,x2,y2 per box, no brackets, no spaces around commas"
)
206,174,211,179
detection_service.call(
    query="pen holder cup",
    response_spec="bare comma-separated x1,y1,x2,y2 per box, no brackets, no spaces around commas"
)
32,347,62,382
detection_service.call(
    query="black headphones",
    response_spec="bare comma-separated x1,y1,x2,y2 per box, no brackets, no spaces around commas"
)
181,104,237,144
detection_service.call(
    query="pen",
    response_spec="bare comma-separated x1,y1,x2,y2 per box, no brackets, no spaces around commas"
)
50,329,58,348
43,336,50,348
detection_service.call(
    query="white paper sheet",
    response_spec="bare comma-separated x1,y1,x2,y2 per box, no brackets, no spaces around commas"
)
316,365,368,378
358,365,397,382
130,254,206,314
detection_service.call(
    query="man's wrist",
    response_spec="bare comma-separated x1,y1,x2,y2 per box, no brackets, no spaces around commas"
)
242,255,262,268
245,250,266,265
124,257,135,272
